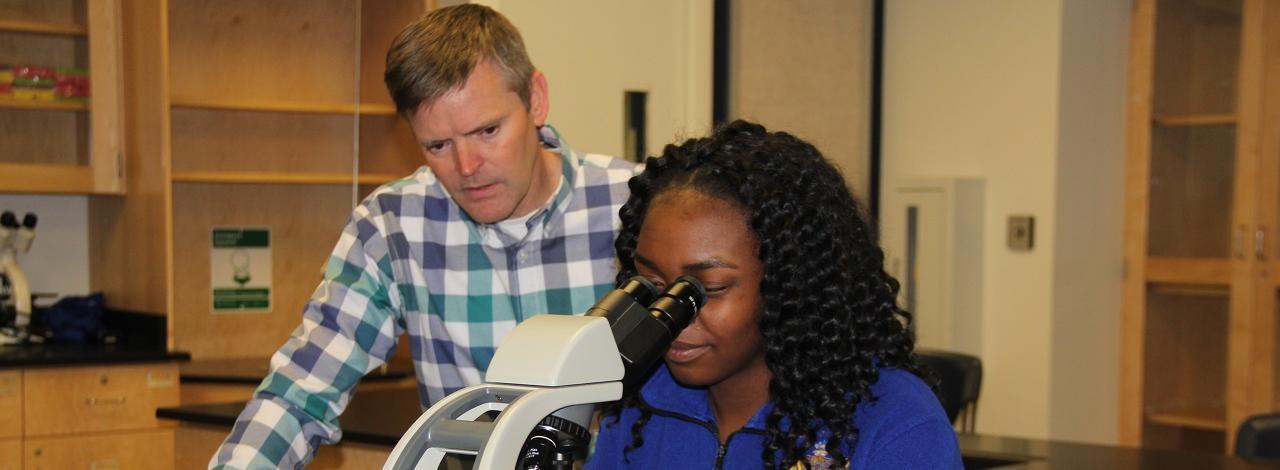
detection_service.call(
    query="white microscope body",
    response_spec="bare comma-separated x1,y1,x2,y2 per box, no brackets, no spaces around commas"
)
0,211,36,345
384,276,705,470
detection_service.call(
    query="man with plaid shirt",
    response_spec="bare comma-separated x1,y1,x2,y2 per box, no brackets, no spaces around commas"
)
212,5,638,468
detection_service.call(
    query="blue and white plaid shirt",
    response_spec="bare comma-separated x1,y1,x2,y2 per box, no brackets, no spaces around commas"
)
213,126,639,468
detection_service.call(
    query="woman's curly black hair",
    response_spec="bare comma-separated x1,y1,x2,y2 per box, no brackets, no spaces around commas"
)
606,120,927,469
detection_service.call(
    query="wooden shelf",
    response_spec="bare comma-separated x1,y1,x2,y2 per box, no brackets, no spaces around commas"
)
0,18,88,36
170,97,397,116
0,99,88,111
171,171,403,186
1146,406,1227,432
1152,114,1237,126
0,163,94,194
1145,257,1231,285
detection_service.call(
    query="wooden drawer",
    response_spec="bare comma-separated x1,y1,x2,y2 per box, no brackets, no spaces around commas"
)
0,372,20,439
24,429,173,470
23,363,179,436
0,438,21,470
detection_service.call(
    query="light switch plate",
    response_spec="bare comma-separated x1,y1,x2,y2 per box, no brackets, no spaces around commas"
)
1008,215,1034,251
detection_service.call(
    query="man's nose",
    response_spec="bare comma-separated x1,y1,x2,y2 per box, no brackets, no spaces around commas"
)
454,142,483,177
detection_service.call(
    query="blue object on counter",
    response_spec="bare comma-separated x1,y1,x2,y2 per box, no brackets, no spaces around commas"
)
41,292,104,343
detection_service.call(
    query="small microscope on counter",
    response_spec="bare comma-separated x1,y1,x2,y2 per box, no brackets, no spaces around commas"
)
0,211,38,345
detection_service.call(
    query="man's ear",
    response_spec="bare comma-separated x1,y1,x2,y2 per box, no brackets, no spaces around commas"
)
529,70,550,127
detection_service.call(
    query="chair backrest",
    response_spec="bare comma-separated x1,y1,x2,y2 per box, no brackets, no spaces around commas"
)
1236,412,1280,461
916,349,982,433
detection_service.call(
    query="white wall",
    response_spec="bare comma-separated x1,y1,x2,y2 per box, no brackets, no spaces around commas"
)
883,0,1127,443
0,195,90,298
484,0,713,158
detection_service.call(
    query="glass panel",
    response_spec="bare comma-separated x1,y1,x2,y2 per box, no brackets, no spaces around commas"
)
170,108,355,175
0,1,90,169
1153,0,1242,116
0,0,85,24
357,1,429,191
1143,285,1228,428
1147,125,1235,257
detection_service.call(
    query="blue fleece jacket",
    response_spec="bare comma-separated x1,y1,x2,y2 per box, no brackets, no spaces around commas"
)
587,364,962,469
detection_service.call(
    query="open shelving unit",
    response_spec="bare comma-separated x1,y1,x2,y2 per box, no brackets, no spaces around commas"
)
89,0,431,361
1122,0,1280,453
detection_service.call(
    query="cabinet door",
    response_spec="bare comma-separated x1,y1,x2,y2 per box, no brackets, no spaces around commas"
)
0,0,123,194
1241,0,1280,441
24,429,173,470
0,372,19,439
1123,0,1245,451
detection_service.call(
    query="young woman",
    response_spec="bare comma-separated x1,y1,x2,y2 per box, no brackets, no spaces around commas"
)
588,121,962,469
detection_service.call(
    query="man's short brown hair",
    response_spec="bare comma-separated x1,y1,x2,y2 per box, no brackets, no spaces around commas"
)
384,4,535,117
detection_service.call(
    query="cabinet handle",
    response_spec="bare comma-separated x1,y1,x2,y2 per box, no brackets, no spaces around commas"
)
1257,227,1267,260
85,396,127,407
1235,225,1246,259
91,460,121,470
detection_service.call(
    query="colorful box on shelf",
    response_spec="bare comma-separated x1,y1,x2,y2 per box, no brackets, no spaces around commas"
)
55,67,90,101
5,65,89,102
0,64,11,99
13,65,56,101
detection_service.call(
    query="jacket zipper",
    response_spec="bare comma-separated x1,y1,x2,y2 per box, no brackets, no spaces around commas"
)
636,395,768,468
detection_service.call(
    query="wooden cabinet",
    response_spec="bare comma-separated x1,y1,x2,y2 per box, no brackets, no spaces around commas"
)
0,0,125,194
1121,0,1280,452
91,0,430,358
0,363,179,469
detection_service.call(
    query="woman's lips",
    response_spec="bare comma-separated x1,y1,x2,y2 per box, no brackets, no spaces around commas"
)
665,341,709,363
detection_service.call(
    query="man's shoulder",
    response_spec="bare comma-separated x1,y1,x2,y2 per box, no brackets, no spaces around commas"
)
358,167,452,215
574,153,640,187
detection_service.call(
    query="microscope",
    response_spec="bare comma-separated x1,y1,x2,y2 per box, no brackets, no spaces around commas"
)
384,275,705,470
0,211,37,345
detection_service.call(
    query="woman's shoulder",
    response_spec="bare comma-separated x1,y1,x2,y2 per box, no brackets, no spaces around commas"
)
856,367,948,427
848,367,961,468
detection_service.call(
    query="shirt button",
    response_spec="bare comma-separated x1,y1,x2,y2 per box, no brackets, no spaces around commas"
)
518,252,529,263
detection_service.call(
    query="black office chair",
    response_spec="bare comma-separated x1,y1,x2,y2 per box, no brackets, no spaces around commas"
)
916,349,982,433
1236,412,1280,461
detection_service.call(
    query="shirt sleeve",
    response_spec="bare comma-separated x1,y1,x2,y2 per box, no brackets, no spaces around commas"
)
211,205,405,469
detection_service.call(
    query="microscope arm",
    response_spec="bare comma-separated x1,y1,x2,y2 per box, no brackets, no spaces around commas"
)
384,315,625,470
0,258,31,327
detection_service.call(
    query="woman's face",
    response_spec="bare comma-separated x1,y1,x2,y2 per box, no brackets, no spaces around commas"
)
634,189,769,388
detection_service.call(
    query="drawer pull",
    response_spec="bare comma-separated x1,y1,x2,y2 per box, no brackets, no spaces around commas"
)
147,371,176,388
85,396,127,407
91,460,121,470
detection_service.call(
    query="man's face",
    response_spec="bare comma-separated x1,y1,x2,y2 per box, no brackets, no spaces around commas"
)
409,60,553,224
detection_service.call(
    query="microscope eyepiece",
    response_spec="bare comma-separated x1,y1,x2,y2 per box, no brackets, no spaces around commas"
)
647,275,706,333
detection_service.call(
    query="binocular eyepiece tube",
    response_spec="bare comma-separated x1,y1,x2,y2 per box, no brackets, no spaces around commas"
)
587,275,707,390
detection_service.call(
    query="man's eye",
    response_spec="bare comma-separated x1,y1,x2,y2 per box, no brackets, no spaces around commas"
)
426,142,447,154
481,126,499,136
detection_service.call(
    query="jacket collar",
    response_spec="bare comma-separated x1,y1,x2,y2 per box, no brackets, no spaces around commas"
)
636,364,773,431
